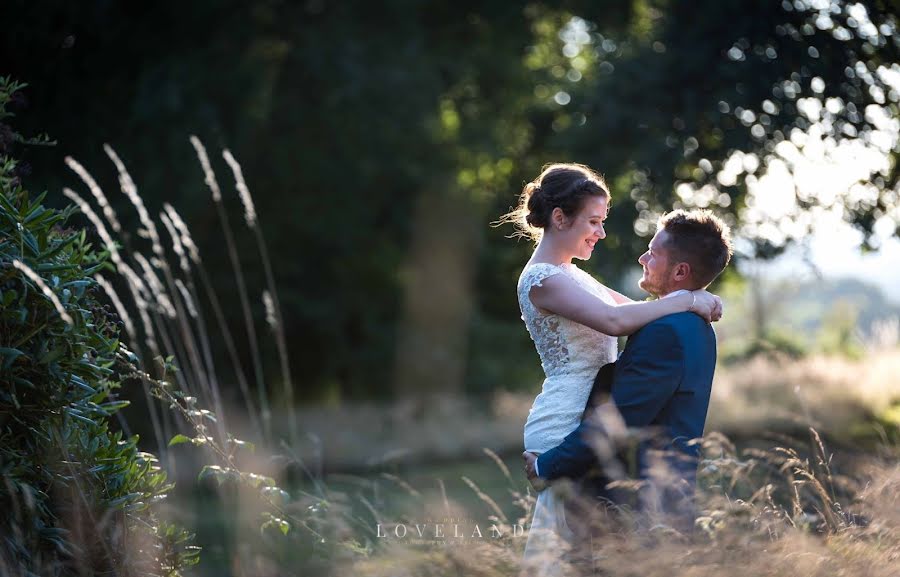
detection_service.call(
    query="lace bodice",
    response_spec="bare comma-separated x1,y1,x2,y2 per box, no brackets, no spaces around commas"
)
518,262,619,453
518,263,618,378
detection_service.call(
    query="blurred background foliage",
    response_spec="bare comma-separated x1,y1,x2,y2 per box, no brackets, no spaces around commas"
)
4,0,900,406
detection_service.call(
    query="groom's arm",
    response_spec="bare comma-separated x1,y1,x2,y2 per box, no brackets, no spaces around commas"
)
610,322,683,427
535,322,683,482
534,417,606,481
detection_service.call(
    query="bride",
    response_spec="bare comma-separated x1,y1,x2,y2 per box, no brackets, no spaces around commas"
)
502,163,721,574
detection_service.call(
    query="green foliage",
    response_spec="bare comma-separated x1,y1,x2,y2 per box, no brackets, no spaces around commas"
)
0,78,198,575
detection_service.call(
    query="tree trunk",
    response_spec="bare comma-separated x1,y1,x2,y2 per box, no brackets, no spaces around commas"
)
392,185,480,405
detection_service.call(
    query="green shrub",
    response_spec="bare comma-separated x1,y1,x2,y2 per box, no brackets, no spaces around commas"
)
0,77,197,575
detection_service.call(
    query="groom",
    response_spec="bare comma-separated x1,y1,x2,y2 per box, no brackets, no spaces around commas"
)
524,209,732,529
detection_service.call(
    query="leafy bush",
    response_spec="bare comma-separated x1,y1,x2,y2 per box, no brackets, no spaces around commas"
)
0,77,197,575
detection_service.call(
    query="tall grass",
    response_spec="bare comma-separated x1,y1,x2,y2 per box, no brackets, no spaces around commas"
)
64,138,380,574
341,427,900,577
67,140,278,452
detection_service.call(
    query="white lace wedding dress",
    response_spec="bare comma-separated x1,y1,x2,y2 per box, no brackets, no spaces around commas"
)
518,262,618,574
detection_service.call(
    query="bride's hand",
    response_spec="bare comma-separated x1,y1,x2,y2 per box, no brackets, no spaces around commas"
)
690,290,724,322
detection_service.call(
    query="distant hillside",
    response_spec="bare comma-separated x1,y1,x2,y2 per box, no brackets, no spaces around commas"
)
716,275,900,348
784,277,900,337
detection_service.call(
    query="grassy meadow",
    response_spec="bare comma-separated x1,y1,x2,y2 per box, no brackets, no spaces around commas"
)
147,349,900,576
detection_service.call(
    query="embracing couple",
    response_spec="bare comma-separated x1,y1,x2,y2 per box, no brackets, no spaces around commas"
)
508,163,733,575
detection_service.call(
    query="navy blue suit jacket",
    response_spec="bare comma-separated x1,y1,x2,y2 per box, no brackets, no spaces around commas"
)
535,311,717,508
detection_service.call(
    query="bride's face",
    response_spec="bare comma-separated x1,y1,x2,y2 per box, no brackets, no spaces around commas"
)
556,196,608,261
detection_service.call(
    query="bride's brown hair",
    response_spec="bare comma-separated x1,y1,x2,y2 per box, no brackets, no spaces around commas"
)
496,163,610,242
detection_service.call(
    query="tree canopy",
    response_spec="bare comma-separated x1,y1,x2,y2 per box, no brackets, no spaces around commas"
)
4,0,899,401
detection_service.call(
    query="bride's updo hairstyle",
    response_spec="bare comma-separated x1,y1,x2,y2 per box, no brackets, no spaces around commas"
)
499,163,610,242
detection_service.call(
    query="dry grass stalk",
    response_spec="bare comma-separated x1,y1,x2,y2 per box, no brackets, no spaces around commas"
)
104,144,162,258
162,203,200,264
11,259,73,325
222,149,256,228
158,210,189,273
461,476,509,524
221,146,296,445
64,155,121,232
188,135,221,202
189,135,270,441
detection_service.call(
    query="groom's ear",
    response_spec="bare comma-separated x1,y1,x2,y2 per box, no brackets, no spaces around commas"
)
672,261,691,281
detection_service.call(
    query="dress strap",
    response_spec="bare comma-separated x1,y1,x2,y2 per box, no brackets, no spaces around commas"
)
519,263,564,291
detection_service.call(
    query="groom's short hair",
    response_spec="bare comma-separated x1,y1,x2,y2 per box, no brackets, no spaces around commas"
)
658,209,733,287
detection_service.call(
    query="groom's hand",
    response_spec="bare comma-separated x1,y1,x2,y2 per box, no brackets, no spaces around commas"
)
711,296,724,322
522,451,547,491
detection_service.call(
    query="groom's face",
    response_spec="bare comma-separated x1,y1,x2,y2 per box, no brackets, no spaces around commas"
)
638,230,675,296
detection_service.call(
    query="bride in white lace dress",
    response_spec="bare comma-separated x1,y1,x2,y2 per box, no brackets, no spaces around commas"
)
500,164,721,575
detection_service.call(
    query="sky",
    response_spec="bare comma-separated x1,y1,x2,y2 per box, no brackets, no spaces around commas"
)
733,65,900,304
757,220,900,305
